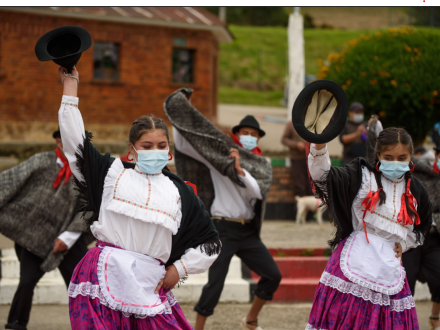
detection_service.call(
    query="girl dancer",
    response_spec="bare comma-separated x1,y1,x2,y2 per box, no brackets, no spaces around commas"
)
305,127,432,330
57,66,221,329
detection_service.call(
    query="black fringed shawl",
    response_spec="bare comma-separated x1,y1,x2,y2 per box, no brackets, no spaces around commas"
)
312,158,433,250
74,132,221,268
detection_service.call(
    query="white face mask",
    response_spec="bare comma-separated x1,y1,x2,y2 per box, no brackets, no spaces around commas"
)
352,113,364,124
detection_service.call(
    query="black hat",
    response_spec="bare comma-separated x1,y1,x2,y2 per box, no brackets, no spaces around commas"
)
291,80,348,144
52,129,61,139
349,101,364,111
35,26,92,73
232,115,266,137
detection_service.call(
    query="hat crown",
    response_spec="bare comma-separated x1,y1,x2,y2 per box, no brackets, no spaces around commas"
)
239,115,260,129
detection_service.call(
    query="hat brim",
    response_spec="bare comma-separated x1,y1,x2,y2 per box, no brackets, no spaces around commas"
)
232,125,266,137
35,26,92,62
291,80,348,144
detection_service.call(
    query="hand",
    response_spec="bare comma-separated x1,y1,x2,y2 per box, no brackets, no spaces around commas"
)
297,141,306,151
229,148,245,177
53,238,68,254
155,265,180,294
394,242,402,259
58,65,79,82
356,124,367,136
367,115,379,127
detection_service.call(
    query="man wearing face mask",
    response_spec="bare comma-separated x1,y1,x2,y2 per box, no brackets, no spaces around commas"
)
167,103,280,330
339,101,367,165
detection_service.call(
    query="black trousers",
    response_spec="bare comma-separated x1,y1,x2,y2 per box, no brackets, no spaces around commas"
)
7,238,88,327
194,219,281,317
402,232,440,303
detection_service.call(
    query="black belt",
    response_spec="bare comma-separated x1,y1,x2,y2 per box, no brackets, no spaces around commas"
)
211,216,251,225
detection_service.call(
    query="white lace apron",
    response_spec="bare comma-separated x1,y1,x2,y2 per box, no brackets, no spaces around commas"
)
97,247,167,317
340,231,405,295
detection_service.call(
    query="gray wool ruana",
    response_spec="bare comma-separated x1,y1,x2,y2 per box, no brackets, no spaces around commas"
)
163,88,272,235
0,151,89,272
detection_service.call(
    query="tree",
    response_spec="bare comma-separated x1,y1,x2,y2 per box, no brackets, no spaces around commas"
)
318,27,440,144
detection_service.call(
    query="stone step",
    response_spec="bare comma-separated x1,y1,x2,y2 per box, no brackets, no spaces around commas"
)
273,256,329,279
0,249,250,305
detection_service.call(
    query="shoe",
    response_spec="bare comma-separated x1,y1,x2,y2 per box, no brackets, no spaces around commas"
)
429,316,440,330
5,321,27,330
240,317,264,330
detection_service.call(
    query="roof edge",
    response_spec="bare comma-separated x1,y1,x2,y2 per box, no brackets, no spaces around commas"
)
0,7,233,43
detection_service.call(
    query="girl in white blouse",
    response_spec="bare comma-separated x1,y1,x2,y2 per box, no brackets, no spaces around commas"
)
304,127,432,330
58,66,221,330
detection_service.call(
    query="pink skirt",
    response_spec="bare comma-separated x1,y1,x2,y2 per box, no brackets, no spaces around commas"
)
68,241,193,330
306,235,419,330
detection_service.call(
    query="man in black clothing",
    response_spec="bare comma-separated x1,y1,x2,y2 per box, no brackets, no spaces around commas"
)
339,101,367,165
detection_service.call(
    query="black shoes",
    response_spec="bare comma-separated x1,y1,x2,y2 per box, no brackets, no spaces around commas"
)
5,321,27,330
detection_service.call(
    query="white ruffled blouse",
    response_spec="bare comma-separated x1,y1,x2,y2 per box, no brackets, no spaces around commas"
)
59,95,218,279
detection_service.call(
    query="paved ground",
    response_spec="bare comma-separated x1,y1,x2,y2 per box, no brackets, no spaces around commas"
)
0,301,433,330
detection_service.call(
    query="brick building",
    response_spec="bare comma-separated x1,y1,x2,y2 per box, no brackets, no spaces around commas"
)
0,7,232,142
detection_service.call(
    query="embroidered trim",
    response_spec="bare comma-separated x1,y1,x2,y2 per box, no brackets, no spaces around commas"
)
134,167,162,176
306,325,328,330
179,259,188,277
96,247,170,317
113,168,178,221
310,147,327,158
61,101,78,107
340,232,405,295
320,271,415,311
68,281,178,318
382,173,404,184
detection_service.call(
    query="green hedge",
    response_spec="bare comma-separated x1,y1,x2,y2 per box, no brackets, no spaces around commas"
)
318,27,440,144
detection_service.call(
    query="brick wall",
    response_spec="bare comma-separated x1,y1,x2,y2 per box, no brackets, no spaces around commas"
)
0,11,219,130
267,166,295,203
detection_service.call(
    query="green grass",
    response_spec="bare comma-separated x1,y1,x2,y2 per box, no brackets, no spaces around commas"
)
218,25,380,106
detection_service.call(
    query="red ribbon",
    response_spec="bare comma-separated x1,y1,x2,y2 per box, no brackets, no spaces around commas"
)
397,178,420,226
53,147,72,189
360,188,383,243
434,161,440,174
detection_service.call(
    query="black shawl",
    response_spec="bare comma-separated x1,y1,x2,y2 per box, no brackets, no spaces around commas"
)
74,132,221,268
312,158,433,249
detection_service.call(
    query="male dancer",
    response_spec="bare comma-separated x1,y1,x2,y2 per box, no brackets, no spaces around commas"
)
0,130,90,330
164,89,281,330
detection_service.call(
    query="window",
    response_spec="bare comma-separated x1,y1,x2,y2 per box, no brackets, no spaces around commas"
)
93,42,119,81
172,49,195,84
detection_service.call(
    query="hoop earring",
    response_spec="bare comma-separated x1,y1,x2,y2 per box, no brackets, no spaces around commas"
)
126,151,134,162
376,162,381,172
168,152,173,161
409,161,415,172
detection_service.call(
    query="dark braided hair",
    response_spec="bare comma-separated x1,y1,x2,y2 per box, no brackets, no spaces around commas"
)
374,127,417,219
129,116,170,145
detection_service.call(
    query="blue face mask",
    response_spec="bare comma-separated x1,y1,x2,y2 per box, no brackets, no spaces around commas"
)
239,135,258,151
132,145,169,174
379,160,410,180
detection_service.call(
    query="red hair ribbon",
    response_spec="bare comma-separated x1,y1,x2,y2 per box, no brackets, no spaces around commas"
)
434,161,440,174
360,188,383,243
53,147,72,189
397,178,420,226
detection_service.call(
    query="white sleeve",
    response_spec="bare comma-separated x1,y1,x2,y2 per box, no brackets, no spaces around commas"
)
173,245,219,278
238,169,262,200
375,120,384,137
173,127,213,169
57,231,82,249
58,95,85,182
308,144,331,181
400,230,422,253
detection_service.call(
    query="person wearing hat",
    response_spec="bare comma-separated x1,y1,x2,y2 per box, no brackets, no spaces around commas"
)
339,101,367,165
0,129,91,330
164,96,280,330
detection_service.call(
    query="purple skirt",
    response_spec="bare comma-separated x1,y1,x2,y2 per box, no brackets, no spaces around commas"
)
68,241,193,330
306,236,419,330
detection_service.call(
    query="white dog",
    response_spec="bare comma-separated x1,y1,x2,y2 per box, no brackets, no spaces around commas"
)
295,195,324,224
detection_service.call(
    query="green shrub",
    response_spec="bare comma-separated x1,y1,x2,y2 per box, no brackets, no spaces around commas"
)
318,27,440,144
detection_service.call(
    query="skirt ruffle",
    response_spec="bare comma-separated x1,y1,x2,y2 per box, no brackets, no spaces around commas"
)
306,236,419,330
69,244,193,330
